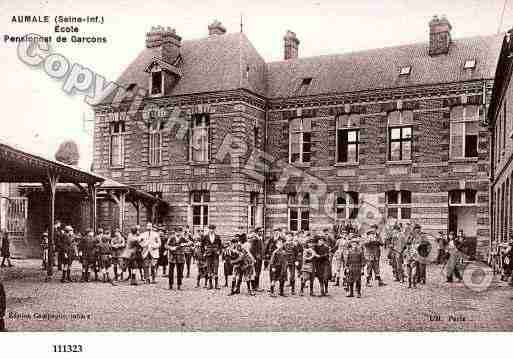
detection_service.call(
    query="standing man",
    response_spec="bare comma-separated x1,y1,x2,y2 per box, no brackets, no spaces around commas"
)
167,228,187,290
249,227,264,291
183,225,194,278
139,222,161,284
264,228,282,270
363,224,385,287
201,224,222,290
1,230,13,267
54,221,63,271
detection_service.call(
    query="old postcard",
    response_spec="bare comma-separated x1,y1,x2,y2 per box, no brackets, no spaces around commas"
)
1,0,513,339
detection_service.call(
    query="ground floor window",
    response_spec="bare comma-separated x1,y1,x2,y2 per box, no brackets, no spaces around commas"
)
335,191,359,219
386,190,411,220
191,190,209,230
288,192,309,231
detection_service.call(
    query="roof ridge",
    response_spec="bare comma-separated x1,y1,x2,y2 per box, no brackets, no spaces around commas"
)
266,33,503,65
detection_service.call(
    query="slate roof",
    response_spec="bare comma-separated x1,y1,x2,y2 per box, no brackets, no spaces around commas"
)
101,32,503,104
101,32,267,104
266,34,503,99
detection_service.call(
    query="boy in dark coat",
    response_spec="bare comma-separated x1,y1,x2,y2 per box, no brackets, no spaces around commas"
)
300,240,318,296
166,228,187,290
269,238,287,297
78,229,97,282
315,235,331,296
345,236,365,298
283,232,300,295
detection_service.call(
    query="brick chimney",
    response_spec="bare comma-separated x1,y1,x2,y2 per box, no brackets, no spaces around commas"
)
208,20,226,36
429,15,452,56
146,26,182,62
284,30,300,60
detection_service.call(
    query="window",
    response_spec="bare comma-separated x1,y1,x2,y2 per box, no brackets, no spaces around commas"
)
449,189,477,206
288,193,309,231
190,114,210,162
289,118,311,164
110,121,125,167
337,128,359,163
386,190,412,219
450,105,480,159
191,191,209,229
297,78,313,95
151,71,162,95
335,192,359,220
464,60,476,70
254,126,259,148
399,66,411,76
148,119,164,166
388,126,412,161
249,192,258,228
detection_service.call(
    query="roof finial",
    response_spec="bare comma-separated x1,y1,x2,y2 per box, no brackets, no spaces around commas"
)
240,13,243,33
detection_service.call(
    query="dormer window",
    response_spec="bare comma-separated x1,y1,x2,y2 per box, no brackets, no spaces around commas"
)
297,77,313,96
151,71,163,95
464,59,476,70
399,66,411,76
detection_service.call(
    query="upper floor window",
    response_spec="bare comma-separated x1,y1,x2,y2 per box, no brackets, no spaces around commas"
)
288,192,309,231
450,105,480,159
337,128,359,163
190,114,210,163
289,118,311,164
388,126,412,161
191,190,209,229
335,191,359,220
110,120,125,167
249,192,258,229
386,190,411,219
150,70,163,95
148,119,164,166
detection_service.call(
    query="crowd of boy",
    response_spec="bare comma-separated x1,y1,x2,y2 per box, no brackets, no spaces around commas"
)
0,219,477,300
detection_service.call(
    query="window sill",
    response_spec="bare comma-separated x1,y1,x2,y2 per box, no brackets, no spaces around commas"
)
334,162,359,167
290,162,311,168
448,157,478,164
149,92,163,98
109,166,125,170
148,164,162,169
189,161,210,166
386,160,412,165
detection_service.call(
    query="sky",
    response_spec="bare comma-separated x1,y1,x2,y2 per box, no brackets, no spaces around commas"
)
0,0,512,169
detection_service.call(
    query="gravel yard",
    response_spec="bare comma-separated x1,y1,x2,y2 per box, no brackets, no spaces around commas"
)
1,259,513,331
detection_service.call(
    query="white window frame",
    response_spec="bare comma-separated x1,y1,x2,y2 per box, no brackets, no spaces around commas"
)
191,191,209,231
190,114,210,163
335,192,359,220
449,189,477,207
148,119,163,166
289,118,311,164
336,127,360,164
149,65,164,96
386,190,412,220
109,121,125,168
450,105,480,159
288,193,310,231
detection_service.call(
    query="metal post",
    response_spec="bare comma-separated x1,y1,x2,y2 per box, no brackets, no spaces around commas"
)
46,171,59,278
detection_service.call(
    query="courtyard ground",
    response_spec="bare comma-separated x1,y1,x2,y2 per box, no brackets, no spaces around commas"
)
1,258,513,331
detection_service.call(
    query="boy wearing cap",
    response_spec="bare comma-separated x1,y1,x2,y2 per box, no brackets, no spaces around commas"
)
269,238,287,297
345,236,365,298
41,231,49,270
363,225,385,287
283,232,301,295
315,235,331,296
300,240,318,296
193,232,208,288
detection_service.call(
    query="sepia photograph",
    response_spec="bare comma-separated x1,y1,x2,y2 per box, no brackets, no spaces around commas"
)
1,0,513,337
